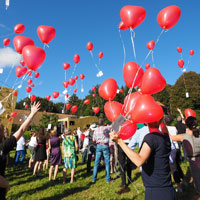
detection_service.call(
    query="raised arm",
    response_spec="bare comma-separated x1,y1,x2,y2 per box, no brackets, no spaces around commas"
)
110,131,151,167
177,108,185,121
14,102,41,141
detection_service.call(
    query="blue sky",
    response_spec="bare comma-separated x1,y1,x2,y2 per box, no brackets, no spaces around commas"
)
0,0,200,102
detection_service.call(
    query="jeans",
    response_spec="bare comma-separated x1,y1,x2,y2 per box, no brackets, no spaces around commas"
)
82,149,88,163
14,150,25,166
92,144,110,182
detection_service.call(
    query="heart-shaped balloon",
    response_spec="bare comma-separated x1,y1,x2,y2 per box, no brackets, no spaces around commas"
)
63,62,70,70
184,108,196,118
98,52,103,59
30,95,36,102
190,50,194,56
74,54,80,64
63,81,69,88
74,88,77,93
8,118,13,122
104,101,123,122
145,64,150,70
69,78,75,86
13,36,35,54
118,120,137,140
13,91,18,96
46,95,51,101
14,24,25,34
26,69,32,76
66,103,71,109
31,84,35,87
84,99,90,105
25,104,29,109
74,75,78,80
65,94,69,98
80,74,85,80
92,94,96,98
131,94,164,123
3,38,10,46
146,40,155,50
22,45,46,71
99,78,118,100
26,86,32,93
157,5,181,30
122,92,142,117
16,66,27,78
123,62,144,88
53,92,59,99
119,89,123,93
19,60,25,66
27,80,32,85
177,47,182,53
140,67,166,95
120,6,146,29
71,105,78,113
178,59,184,68
11,112,17,117
87,41,93,51
119,21,128,31
93,107,100,114
92,87,96,91
37,25,56,44
34,72,40,78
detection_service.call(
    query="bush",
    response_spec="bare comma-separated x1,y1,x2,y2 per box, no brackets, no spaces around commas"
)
24,131,31,140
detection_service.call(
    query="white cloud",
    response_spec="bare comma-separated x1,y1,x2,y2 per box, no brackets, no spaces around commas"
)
0,47,22,68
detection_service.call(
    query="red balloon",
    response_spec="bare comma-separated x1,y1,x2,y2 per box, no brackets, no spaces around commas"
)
92,94,96,98
26,86,32,93
16,66,27,78
140,68,166,95
69,78,75,86
131,94,164,123
190,49,194,56
157,5,181,30
66,103,71,109
146,40,155,50
93,107,100,114
63,62,70,70
34,72,40,78
46,95,51,101
119,89,123,93
80,133,85,141
92,87,96,91
123,92,142,117
11,112,17,117
14,24,25,34
84,99,90,105
30,95,36,102
145,64,150,70
184,108,196,118
74,54,80,64
120,5,146,29
80,74,85,80
22,45,46,71
27,80,32,85
31,84,35,87
177,47,182,53
118,120,137,140
3,38,10,46
13,91,18,96
53,92,59,99
71,105,78,113
97,52,103,60
8,118,13,122
119,21,128,31
25,104,29,109
74,75,78,80
104,101,123,122
37,25,56,44
13,36,35,54
26,69,32,76
178,59,184,68
74,88,77,93
65,93,69,98
123,62,144,88
99,78,118,100
87,41,93,51
63,81,69,88
20,60,25,66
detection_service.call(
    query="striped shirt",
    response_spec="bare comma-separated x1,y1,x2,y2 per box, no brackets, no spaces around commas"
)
93,126,110,145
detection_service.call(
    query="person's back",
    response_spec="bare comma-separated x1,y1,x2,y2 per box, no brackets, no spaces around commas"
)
16,136,25,151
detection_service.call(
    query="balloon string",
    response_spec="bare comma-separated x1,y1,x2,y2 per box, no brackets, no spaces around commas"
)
186,56,191,69
141,50,152,67
130,28,137,61
181,52,183,59
4,66,14,85
71,64,77,78
65,70,67,81
89,51,101,72
119,29,126,67
182,71,188,92
151,51,155,67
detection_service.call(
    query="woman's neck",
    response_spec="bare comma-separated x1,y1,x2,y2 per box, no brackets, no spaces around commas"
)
186,128,193,136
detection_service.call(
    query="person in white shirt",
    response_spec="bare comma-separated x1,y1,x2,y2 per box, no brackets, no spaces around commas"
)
82,128,89,163
77,127,83,149
28,131,38,169
14,135,26,167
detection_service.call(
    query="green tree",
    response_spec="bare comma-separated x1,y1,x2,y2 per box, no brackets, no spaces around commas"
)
39,113,59,128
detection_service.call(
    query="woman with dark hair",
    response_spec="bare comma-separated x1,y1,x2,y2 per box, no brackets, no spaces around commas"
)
110,120,177,200
170,116,200,193
33,127,48,176
48,128,62,181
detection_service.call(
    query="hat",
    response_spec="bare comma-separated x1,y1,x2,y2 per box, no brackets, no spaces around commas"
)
90,123,97,130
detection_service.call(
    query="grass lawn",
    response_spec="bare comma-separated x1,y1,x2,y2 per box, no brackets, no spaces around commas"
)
5,150,200,200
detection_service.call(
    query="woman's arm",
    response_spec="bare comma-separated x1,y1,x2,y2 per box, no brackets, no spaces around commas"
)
169,134,183,142
75,138,79,152
177,108,185,120
14,102,41,141
110,132,151,167
62,142,65,157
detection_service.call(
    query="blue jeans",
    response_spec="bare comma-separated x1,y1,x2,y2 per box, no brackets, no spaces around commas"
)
82,149,88,163
14,150,25,166
92,144,110,182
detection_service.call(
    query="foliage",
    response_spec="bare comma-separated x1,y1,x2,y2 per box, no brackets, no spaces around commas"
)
39,113,59,128
24,131,31,140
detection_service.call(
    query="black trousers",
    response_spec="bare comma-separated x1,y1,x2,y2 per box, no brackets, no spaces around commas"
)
118,145,132,186
87,145,96,172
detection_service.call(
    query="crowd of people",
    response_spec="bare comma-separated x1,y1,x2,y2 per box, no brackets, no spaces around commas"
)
0,102,200,200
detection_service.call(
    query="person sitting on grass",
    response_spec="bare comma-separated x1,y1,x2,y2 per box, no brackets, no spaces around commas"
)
62,128,78,184
0,101,40,200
